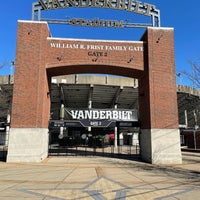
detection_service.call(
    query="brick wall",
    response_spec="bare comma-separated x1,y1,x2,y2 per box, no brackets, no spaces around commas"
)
46,38,145,77
139,28,178,129
11,21,51,128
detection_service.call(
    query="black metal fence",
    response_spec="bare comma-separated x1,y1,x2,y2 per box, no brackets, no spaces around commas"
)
0,131,8,161
48,136,140,159
181,130,200,149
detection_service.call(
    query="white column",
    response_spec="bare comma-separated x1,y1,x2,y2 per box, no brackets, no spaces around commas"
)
5,113,10,146
114,104,118,148
59,104,64,139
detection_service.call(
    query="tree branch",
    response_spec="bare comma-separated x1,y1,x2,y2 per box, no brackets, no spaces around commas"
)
182,58,200,89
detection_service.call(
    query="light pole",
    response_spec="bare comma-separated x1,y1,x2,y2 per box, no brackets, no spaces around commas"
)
194,110,199,130
176,73,182,85
9,61,15,84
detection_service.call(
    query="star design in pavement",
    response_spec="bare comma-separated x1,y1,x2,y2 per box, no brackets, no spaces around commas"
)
20,176,191,200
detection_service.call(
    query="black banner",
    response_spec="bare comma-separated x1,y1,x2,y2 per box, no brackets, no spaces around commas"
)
65,109,138,122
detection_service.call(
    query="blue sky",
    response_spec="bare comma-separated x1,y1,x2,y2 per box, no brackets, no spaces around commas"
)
0,0,199,86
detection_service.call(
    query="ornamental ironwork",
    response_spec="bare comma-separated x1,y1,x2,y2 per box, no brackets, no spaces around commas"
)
32,0,160,28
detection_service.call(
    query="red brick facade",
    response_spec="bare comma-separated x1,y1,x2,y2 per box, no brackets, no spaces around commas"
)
11,21,178,130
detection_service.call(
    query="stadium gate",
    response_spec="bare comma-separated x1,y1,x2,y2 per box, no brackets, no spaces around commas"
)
48,108,140,158
6,1,182,164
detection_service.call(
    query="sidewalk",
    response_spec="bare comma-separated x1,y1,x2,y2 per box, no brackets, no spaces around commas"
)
0,152,199,199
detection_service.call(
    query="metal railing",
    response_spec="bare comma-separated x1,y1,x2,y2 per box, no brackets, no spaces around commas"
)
0,131,8,161
49,143,140,159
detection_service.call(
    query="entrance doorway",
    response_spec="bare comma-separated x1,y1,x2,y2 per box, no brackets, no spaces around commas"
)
48,75,140,158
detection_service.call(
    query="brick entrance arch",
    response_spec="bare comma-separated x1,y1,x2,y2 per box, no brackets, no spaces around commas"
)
7,21,182,164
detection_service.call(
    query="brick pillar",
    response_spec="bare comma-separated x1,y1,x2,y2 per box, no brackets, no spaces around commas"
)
7,21,51,162
139,27,182,164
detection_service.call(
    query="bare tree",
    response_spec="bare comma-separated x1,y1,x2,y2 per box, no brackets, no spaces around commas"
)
182,58,200,89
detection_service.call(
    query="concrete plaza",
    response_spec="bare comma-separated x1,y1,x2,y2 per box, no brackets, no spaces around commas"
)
0,152,199,200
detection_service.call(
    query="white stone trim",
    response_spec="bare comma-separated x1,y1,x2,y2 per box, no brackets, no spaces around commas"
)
140,129,182,164
7,128,49,162
148,27,174,31
47,37,145,44
18,20,48,24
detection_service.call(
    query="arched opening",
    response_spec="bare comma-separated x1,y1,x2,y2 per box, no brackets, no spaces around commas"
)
48,73,140,158
47,64,144,79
